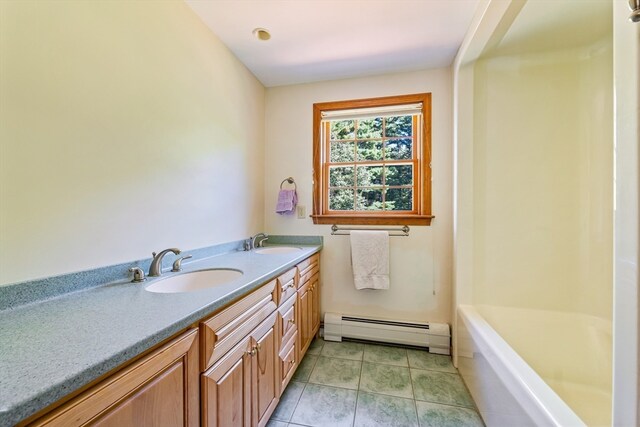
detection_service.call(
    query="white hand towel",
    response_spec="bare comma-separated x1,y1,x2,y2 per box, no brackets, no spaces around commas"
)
350,230,389,290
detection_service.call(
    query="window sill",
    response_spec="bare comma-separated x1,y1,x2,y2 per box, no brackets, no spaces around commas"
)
310,214,434,226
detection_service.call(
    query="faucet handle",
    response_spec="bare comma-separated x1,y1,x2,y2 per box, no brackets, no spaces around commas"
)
129,267,146,283
171,255,192,272
256,235,269,248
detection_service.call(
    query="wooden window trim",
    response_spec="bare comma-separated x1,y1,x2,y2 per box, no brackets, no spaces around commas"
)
312,93,434,226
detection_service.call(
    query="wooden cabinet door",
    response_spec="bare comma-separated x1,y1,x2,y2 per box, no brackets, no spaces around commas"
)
32,330,199,427
277,295,297,349
202,336,252,427
250,313,279,427
297,283,311,356
309,274,320,335
92,362,185,427
203,313,279,427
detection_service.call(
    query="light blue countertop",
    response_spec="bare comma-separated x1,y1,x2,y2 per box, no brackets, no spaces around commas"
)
0,242,321,426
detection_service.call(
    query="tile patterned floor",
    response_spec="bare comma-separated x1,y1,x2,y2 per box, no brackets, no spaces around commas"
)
268,339,484,427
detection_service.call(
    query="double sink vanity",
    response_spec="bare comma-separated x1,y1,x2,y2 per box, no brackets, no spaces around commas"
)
0,237,321,426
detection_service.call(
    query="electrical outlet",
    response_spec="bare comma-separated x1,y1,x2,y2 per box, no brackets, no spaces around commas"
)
297,205,306,219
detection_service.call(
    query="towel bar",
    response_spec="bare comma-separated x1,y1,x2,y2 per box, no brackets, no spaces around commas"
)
330,224,410,236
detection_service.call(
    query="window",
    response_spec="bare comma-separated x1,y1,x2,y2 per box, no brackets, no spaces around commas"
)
312,93,433,225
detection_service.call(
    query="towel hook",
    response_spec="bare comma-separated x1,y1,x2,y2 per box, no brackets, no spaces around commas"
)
280,177,296,190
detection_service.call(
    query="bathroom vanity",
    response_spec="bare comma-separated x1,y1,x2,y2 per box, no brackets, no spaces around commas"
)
1,243,320,427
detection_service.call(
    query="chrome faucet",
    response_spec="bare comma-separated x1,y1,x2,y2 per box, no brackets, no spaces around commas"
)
149,248,181,277
251,233,269,249
171,255,192,272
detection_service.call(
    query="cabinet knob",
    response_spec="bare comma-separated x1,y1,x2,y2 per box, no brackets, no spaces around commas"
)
287,319,295,325
246,346,258,356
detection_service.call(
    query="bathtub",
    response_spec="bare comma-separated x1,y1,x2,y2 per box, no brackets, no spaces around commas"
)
456,305,612,426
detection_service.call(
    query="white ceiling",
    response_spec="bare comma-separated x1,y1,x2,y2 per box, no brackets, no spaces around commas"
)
185,0,480,87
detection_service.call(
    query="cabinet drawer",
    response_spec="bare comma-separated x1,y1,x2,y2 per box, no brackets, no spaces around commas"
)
296,253,319,275
275,267,297,306
279,332,297,393
278,294,297,347
298,272,317,295
200,280,277,371
298,264,319,287
297,254,319,288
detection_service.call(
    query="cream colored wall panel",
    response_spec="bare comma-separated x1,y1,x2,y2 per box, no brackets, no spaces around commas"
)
472,44,613,319
612,0,640,424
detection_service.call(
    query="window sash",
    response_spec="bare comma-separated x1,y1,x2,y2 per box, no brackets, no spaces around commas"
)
322,115,420,214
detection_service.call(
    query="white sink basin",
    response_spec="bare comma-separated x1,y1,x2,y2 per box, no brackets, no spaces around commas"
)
145,269,243,293
254,246,302,255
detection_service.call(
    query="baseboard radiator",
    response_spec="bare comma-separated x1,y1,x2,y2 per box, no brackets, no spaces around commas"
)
323,312,451,355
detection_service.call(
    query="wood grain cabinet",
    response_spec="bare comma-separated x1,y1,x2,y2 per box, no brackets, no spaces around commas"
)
297,273,320,356
31,329,199,427
309,273,320,337
276,291,298,392
200,280,277,371
297,281,311,356
201,334,252,427
297,253,320,358
249,312,279,427
274,267,297,306
201,312,279,427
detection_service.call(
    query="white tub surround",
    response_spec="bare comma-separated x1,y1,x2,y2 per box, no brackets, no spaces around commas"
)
453,0,615,424
457,305,587,427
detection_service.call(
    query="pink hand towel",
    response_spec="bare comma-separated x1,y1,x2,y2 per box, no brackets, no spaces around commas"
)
276,189,297,214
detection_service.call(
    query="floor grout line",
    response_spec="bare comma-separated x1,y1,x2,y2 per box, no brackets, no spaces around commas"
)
287,353,321,423
408,353,419,427
351,352,365,427
413,397,477,410
415,400,481,410
409,366,462,375
352,389,359,427
287,381,307,423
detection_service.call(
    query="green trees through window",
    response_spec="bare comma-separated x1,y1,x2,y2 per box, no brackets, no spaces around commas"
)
327,115,415,211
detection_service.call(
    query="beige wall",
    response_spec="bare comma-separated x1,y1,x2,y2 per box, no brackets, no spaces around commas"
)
264,69,453,324
0,0,265,285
